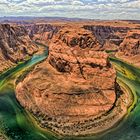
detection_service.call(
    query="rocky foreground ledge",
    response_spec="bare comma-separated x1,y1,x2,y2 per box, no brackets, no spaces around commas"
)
15,27,133,136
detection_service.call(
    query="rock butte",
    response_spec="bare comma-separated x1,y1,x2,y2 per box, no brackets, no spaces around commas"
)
0,20,139,136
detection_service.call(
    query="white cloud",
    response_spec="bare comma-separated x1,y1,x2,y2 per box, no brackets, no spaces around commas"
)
98,0,129,2
72,0,84,5
0,0,139,19
125,0,140,8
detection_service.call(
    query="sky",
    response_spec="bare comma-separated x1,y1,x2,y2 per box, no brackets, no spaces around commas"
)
0,0,140,20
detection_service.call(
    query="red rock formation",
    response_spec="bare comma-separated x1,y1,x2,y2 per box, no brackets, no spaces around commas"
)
83,25,129,51
16,26,120,136
0,24,38,72
48,27,109,78
25,24,62,44
1,20,137,136
119,30,140,56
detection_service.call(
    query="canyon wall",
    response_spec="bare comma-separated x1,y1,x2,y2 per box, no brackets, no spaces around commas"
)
0,24,38,72
15,22,133,136
25,24,62,44
83,23,140,54
23,21,140,58
0,21,139,136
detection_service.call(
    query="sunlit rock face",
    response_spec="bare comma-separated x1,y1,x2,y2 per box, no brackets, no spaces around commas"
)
0,24,38,72
119,30,140,56
83,25,129,51
14,21,139,136
16,26,118,136
0,20,138,137
116,30,140,66
83,21,140,66
25,23,62,44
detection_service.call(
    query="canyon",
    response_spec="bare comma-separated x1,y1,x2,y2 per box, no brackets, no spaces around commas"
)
0,24,38,72
0,20,140,138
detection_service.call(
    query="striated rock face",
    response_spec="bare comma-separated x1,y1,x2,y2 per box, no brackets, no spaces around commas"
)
116,30,140,66
25,24,61,43
25,22,132,51
0,24,38,72
48,27,107,76
13,21,139,136
16,26,121,136
84,25,128,46
119,30,140,56
54,27,100,49
22,21,140,56
83,22,140,64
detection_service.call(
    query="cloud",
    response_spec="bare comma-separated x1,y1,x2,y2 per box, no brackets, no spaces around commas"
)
125,0,140,8
0,0,139,19
98,0,130,3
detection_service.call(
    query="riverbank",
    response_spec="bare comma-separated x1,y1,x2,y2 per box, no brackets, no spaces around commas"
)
0,51,138,140
15,54,135,138
0,41,59,140
0,39,138,140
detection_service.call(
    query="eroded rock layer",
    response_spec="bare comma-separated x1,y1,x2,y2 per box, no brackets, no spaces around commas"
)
15,25,133,136
117,30,140,66
0,20,138,136
0,24,38,72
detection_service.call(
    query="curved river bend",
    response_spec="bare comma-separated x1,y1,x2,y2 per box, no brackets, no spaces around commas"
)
0,44,140,140
0,43,58,140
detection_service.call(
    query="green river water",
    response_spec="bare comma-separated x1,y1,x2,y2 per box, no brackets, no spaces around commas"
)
0,44,140,140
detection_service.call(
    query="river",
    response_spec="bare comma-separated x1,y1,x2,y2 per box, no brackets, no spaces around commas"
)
0,43,57,140
0,45,140,140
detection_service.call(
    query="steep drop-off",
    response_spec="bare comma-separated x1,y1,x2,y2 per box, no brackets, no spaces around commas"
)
0,21,139,137
0,24,38,72
15,25,132,136
117,30,140,66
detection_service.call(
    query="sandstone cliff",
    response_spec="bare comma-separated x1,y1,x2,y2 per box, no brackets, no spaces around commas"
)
0,20,137,136
82,22,140,67
116,30,140,66
83,25,128,46
22,21,140,56
119,30,140,56
0,24,38,72
25,23,61,44
15,25,131,136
